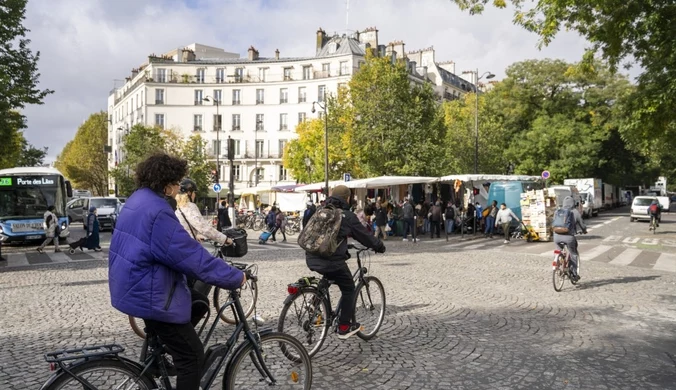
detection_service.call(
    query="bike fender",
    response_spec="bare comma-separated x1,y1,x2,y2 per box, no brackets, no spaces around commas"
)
283,286,319,305
40,356,153,390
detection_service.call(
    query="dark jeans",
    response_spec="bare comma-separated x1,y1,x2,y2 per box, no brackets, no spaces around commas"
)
272,226,286,241
143,288,209,390
403,218,414,238
484,216,495,236
318,263,355,326
430,220,441,238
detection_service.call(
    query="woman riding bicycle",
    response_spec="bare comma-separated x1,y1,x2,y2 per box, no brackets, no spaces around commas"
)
108,152,245,390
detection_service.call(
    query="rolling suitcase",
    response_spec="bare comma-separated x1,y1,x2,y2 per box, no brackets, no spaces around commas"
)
258,227,276,244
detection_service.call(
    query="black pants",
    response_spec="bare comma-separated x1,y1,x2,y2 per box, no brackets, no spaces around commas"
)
143,289,209,390
430,220,441,238
319,263,355,326
273,226,286,241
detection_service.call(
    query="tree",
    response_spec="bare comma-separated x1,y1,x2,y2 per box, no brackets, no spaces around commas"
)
55,112,109,195
180,134,215,195
0,0,53,165
17,139,47,167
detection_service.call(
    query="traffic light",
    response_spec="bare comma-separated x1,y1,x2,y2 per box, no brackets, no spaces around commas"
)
473,188,480,196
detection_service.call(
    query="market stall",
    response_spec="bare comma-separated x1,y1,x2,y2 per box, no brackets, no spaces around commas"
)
520,188,558,242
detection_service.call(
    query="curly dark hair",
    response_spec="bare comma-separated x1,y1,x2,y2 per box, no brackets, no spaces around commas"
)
135,153,188,194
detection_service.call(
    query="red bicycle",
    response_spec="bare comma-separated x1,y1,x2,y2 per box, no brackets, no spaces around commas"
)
552,242,579,291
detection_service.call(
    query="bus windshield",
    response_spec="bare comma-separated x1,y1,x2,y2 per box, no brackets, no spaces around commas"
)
0,175,67,220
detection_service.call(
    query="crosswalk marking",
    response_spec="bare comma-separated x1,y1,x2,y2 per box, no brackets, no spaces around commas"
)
51,251,70,263
609,248,642,266
603,235,622,242
622,237,640,244
7,253,28,267
583,245,613,260
653,253,676,272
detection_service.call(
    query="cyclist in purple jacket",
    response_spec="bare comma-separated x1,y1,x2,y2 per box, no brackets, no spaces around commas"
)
109,153,245,390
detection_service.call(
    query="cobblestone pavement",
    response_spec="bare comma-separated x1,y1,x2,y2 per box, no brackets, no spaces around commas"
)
2,240,676,390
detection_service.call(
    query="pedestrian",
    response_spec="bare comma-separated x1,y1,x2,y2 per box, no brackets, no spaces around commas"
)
37,205,61,254
302,201,316,229
373,202,388,240
217,200,231,231
401,198,415,241
275,208,287,242
475,202,483,232
484,200,498,238
85,206,102,251
429,201,442,239
495,203,519,244
267,206,278,242
444,201,456,235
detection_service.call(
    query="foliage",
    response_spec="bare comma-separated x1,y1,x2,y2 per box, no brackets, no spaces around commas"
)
55,112,109,196
17,139,48,167
0,0,53,165
181,134,216,196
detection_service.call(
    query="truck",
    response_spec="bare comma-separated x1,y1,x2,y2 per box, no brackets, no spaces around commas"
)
563,178,602,218
602,183,620,209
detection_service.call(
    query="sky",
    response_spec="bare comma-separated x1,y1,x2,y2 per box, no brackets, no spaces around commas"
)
19,0,623,162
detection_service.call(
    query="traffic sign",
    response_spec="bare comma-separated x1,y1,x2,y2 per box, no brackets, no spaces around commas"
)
212,183,222,193
344,173,351,182
541,170,550,180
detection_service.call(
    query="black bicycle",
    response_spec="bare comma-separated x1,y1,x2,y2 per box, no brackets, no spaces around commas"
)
277,244,386,357
40,266,312,390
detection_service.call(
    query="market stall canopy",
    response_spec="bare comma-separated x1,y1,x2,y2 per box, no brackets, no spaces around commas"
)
437,174,541,182
343,175,438,189
294,180,346,192
234,186,273,196
271,184,303,192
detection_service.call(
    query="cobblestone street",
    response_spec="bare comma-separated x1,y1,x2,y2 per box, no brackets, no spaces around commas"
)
1,243,675,389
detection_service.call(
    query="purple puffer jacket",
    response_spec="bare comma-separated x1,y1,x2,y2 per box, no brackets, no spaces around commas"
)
108,188,243,324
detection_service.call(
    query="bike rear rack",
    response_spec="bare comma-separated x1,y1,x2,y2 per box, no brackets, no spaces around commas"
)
45,344,125,363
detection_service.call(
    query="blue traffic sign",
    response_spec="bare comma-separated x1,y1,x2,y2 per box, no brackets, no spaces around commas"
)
212,183,222,193
541,170,550,180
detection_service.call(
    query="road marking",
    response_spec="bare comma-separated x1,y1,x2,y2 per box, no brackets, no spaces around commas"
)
603,235,622,242
462,243,490,250
641,238,660,246
51,251,70,263
7,253,28,267
609,248,642,266
622,237,640,244
653,253,676,272
583,245,613,260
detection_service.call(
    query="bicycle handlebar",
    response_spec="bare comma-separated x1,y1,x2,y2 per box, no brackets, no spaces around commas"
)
347,243,368,251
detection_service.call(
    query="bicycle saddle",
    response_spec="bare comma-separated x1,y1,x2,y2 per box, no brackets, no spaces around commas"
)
556,242,567,248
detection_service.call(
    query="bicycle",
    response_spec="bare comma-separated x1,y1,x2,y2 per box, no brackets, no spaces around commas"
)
41,266,313,390
277,244,386,357
552,242,580,291
129,242,259,339
649,214,658,234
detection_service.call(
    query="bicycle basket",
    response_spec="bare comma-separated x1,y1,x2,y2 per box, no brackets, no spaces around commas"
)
221,228,248,258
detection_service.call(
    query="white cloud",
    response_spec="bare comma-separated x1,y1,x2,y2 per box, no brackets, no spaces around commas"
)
20,0,611,161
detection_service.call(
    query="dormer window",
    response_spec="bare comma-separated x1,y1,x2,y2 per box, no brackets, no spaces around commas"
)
328,42,338,54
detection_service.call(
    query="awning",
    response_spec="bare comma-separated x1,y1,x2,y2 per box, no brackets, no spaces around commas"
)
234,186,273,196
437,174,541,182
344,176,438,189
271,184,304,192
294,180,346,192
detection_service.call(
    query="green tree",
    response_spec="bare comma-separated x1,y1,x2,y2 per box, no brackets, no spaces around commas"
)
0,0,53,166
17,139,48,167
109,124,165,196
55,112,109,195
180,134,215,195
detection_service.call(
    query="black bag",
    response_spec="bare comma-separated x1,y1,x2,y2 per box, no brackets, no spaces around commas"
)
221,228,248,258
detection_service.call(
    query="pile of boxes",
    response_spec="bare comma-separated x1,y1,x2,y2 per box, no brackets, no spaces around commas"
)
520,189,558,242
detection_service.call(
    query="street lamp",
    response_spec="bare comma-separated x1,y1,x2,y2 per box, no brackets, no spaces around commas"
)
202,96,222,206
462,69,495,174
311,101,329,197
253,119,264,187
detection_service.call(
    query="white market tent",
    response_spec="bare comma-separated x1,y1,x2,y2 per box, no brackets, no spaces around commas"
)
344,175,438,188
294,180,346,192
437,174,541,182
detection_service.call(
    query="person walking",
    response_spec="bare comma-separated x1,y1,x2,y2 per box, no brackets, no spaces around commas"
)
85,206,102,251
444,201,456,235
401,198,415,241
374,202,388,240
217,200,231,231
37,205,60,254
429,200,442,239
484,200,498,238
495,203,519,244
302,201,316,229
275,209,287,242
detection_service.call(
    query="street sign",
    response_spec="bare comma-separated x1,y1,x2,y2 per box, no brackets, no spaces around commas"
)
541,170,550,180
344,173,351,182
212,183,222,193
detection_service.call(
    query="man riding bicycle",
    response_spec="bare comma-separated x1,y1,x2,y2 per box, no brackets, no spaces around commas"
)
648,200,661,230
553,196,587,282
304,185,385,339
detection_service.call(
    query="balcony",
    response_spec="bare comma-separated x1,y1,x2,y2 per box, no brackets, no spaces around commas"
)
313,71,331,79
155,99,164,105
255,99,264,105
280,98,288,104
231,126,241,131
279,125,289,131
194,100,203,106
298,97,307,103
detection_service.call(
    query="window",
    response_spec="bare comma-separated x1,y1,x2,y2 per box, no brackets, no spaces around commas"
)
255,140,264,158
234,68,244,82
278,140,287,157
279,113,288,130
298,112,306,123
216,68,225,83
193,114,203,132
256,89,264,104
230,140,241,157
196,68,205,83
318,85,326,102
194,90,203,105
302,66,311,80
256,114,264,130
298,87,307,103
232,89,241,105
340,61,349,75
156,68,166,82
280,88,288,104
213,89,222,104
258,68,267,82
283,67,293,81
232,164,241,181
279,165,288,181
155,114,165,128
231,114,241,130
212,140,222,156
131,98,134,110
213,114,222,131
322,63,330,75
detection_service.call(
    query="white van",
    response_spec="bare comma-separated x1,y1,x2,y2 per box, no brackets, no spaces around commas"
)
549,185,583,215
630,196,660,222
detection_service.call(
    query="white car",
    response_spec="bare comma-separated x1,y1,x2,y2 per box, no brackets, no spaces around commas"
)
630,196,660,222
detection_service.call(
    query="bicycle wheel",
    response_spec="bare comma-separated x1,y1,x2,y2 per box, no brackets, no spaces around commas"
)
355,276,386,340
253,217,264,231
277,289,330,358
552,256,565,292
213,278,258,325
129,315,146,339
43,358,155,390
225,332,312,390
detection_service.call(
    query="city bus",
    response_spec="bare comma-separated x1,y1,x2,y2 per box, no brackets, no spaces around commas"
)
0,167,73,243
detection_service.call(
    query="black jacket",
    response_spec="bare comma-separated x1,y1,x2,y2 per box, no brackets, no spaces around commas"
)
302,205,316,228
306,196,385,273
374,207,388,226
217,207,231,227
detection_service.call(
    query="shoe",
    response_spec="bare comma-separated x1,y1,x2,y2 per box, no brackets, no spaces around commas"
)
402,238,408,242
37,247,44,254
94,247,102,252
282,239,287,243
503,240,509,244
54,249,61,253
337,323,361,340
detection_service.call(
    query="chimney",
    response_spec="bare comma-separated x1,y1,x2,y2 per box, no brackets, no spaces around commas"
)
176,48,184,62
131,68,139,78
274,49,280,60
316,28,328,54
377,44,386,58
359,27,379,51
438,61,456,75
392,40,405,59
422,66,428,79
248,46,259,61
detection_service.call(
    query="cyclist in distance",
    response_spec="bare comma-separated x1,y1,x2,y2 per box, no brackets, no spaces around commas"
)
553,196,587,282
305,185,386,340
648,199,661,230
108,152,245,390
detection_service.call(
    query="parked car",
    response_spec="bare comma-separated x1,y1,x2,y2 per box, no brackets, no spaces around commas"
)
66,198,87,223
630,196,660,222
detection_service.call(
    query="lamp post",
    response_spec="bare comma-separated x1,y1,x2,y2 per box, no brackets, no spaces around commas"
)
311,101,329,197
253,119,264,187
462,69,495,174
203,96,221,206
115,124,130,196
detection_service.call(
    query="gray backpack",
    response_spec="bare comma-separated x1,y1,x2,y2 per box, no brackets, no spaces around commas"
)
298,204,343,258
552,208,574,234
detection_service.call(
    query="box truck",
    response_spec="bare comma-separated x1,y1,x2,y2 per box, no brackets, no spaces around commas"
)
563,178,602,217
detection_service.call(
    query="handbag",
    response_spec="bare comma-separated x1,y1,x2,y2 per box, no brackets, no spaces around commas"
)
221,228,248,258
